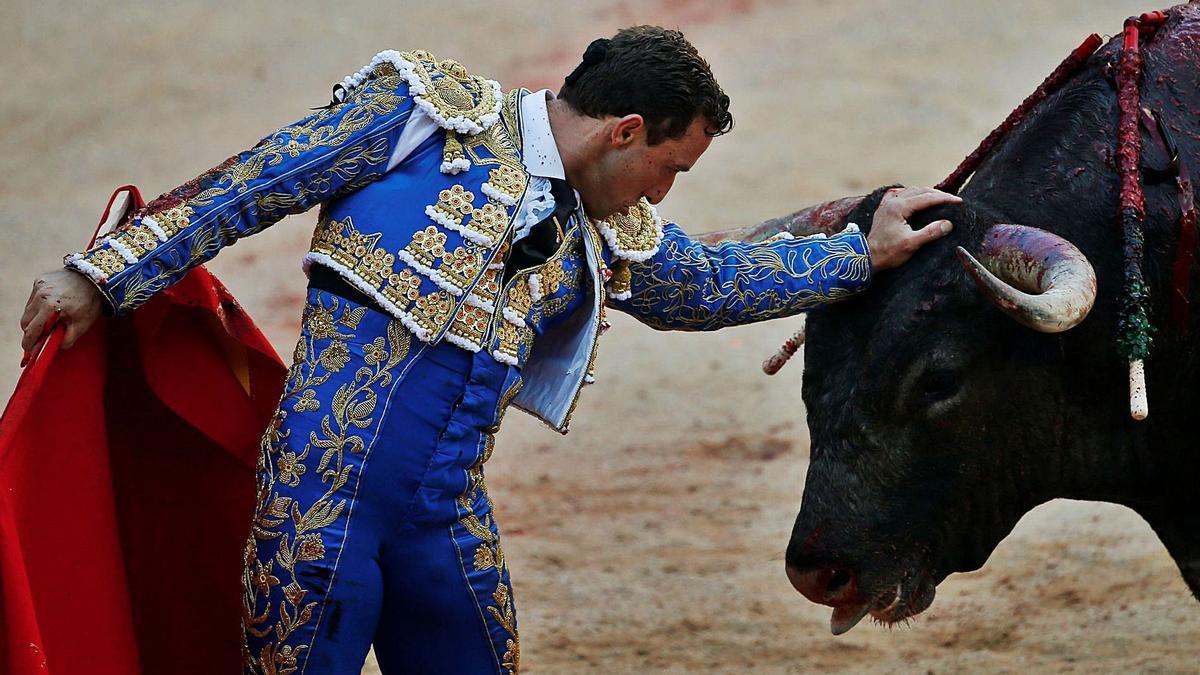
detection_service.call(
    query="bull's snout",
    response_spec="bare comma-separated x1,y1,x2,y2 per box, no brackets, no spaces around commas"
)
785,563,859,607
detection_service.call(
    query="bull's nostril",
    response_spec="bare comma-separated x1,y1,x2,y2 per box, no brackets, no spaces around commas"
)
827,567,852,594
787,563,860,607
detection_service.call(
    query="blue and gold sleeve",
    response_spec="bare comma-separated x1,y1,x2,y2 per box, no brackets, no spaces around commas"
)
608,221,873,331
64,64,417,314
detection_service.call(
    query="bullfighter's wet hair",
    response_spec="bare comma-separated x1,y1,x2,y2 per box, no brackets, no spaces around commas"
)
560,25,734,145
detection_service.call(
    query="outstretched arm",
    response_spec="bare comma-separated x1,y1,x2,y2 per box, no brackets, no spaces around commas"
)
63,67,417,315
606,187,958,331
20,58,430,355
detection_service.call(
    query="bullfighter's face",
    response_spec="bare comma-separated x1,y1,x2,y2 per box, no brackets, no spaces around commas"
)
574,114,712,220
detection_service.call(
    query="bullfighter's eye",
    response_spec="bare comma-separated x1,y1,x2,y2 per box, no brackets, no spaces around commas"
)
920,367,963,403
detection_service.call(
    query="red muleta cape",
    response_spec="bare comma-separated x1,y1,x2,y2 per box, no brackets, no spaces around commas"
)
0,187,286,674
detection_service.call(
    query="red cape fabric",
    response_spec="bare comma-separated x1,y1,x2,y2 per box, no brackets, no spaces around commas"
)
0,190,285,673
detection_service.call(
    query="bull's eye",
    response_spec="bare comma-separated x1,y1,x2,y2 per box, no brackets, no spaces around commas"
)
920,367,963,404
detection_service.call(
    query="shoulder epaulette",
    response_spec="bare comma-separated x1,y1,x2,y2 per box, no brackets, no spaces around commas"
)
334,49,503,136
594,198,664,263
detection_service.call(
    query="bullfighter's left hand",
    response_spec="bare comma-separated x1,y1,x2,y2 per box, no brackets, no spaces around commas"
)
866,186,960,271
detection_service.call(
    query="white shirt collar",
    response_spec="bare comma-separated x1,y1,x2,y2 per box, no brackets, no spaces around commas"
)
519,89,566,180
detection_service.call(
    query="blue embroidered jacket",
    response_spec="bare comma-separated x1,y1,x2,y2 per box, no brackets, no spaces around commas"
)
65,50,872,432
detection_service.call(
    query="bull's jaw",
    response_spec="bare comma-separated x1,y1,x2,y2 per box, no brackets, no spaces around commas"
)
787,553,943,635
832,570,938,635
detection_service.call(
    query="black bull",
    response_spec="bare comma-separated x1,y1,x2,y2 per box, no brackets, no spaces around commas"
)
737,5,1200,634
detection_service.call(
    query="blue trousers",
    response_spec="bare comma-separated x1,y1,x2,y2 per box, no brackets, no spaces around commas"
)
242,288,523,674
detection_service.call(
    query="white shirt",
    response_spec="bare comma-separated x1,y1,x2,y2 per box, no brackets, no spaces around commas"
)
385,89,569,243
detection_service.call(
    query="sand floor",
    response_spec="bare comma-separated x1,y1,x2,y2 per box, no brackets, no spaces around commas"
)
2,1,1197,672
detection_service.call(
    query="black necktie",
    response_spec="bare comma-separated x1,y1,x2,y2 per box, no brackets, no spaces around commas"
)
503,177,577,282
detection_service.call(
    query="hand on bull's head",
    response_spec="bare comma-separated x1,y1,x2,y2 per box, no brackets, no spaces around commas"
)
866,186,960,271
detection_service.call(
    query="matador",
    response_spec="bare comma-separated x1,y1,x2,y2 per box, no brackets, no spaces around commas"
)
20,26,958,675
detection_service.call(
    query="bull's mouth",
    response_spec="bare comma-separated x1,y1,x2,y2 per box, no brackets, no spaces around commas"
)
829,571,938,635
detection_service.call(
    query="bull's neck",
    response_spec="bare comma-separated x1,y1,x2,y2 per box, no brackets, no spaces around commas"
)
1050,407,1180,511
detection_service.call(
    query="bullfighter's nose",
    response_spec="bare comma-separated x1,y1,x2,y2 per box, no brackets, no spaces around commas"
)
785,563,859,607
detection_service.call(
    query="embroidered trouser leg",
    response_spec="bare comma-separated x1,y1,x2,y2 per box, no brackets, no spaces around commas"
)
242,288,522,675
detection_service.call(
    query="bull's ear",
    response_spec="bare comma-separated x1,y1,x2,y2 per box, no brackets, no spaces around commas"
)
956,224,1096,333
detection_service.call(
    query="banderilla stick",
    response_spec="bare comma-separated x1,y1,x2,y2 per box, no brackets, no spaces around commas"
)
762,320,806,375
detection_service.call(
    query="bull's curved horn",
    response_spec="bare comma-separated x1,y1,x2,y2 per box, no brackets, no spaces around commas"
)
697,196,866,245
955,224,1097,333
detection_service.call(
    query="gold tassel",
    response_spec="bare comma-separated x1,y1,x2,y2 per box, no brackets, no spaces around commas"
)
441,129,469,174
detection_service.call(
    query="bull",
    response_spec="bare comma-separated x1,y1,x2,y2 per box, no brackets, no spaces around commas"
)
713,3,1200,634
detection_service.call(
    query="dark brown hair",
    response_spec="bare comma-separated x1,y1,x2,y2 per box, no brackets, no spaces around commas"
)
559,25,733,145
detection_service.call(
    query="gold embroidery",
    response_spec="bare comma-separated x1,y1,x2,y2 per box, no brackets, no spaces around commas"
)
469,266,502,313
457,468,520,674
430,185,476,229
403,50,501,130
621,231,870,330
388,269,423,301
441,129,468,171
440,245,486,290
243,299,412,674
413,290,455,334
462,91,523,174
493,320,528,363
88,248,127,277
100,138,394,314
485,165,525,203
406,226,449,269
556,223,608,430
499,90,523,149
609,259,632,297
154,205,195,237
593,198,663,260
537,258,568,297
110,225,159,257
69,72,407,306
193,77,406,209
466,202,510,244
505,273,534,319
448,302,490,349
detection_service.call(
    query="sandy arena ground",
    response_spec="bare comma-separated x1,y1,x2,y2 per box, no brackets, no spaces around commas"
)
3,1,1199,672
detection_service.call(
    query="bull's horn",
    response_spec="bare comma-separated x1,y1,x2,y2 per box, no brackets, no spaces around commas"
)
698,195,866,245
955,224,1097,333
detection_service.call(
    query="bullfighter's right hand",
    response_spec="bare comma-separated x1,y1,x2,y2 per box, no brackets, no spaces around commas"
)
20,269,104,357
866,186,960,272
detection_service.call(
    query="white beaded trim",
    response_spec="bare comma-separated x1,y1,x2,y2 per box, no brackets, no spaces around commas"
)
141,215,169,242
528,273,543,302
464,292,496,314
106,237,139,264
595,201,664,263
440,158,471,175
63,253,107,283
337,50,503,136
443,330,483,353
481,181,518,207
395,249,465,297
301,253,433,342
502,306,527,327
425,205,495,248
491,349,518,366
